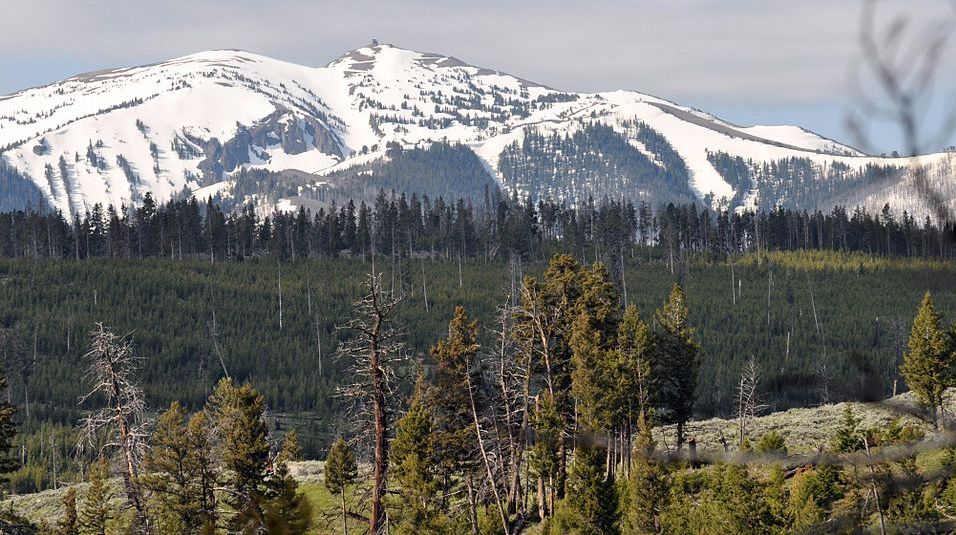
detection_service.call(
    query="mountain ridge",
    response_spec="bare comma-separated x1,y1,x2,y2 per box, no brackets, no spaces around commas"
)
0,42,953,219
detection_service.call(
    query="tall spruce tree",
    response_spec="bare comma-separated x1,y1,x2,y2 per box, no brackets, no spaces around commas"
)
900,292,953,428
428,306,480,493
207,377,271,531
617,305,654,431
569,263,620,434
655,284,700,449
141,401,208,534
389,397,446,534
185,411,217,531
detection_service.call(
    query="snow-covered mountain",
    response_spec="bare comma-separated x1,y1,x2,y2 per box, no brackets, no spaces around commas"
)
1,42,954,219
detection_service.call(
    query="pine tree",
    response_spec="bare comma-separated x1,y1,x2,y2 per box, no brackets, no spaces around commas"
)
617,305,654,426
79,457,111,535
547,442,618,535
185,411,217,531
900,292,952,428
623,420,668,535
207,377,271,531
262,456,312,534
831,405,863,453
57,486,79,535
569,263,620,434
278,429,303,463
325,437,358,535
655,284,700,449
141,401,207,533
428,306,478,482
389,398,447,534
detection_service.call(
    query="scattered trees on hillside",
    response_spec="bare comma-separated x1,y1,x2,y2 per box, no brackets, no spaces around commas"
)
8,253,956,533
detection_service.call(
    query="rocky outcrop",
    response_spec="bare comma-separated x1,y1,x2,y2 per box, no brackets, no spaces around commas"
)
195,109,345,182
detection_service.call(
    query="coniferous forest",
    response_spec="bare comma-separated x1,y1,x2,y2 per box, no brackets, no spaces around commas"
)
0,195,953,533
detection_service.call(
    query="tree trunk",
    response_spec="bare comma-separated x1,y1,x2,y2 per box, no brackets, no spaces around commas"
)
369,312,388,535
341,490,349,535
466,369,510,535
466,474,480,535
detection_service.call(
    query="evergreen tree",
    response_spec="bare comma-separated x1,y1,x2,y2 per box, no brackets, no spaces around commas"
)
616,305,654,426
389,397,447,534
569,263,619,434
325,437,358,535
262,456,312,534
622,421,668,535
141,401,207,533
900,292,953,428
530,391,562,520
79,457,111,535
278,429,303,463
654,284,700,449
57,486,79,535
185,411,217,531
547,443,619,535
427,306,479,488
207,378,271,531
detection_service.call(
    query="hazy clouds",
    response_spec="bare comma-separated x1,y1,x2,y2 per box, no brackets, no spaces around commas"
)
1,0,953,152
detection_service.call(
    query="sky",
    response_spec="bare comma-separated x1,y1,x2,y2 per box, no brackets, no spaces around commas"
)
1,0,954,154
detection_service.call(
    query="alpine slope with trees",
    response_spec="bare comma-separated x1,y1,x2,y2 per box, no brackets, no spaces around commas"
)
2,43,955,222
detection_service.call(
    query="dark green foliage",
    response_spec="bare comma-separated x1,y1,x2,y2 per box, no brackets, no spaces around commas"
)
654,284,700,448
389,399,448,534
662,464,784,534
831,406,863,453
323,437,357,497
755,430,787,455
900,292,953,427
324,437,357,534
141,401,213,533
427,306,481,478
547,443,618,535
261,460,312,535
0,162,46,212
78,458,110,535
622,426,668,535
207,378,271,530
707,151,904,211
0,375,18,486
279,429,303,463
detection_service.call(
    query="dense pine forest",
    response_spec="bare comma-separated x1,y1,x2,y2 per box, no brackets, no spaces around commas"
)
0,194,953,533
0,252,955,533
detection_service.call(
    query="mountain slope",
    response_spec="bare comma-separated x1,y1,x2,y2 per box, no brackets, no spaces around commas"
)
1,43,953,219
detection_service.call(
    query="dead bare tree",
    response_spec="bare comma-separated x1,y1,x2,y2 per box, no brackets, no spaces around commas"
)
486,299,529,519
335,273,404,535
79,323,150,533
735,355,769,449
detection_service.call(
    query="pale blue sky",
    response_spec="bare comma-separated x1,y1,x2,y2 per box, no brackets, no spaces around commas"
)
1,0,953,154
